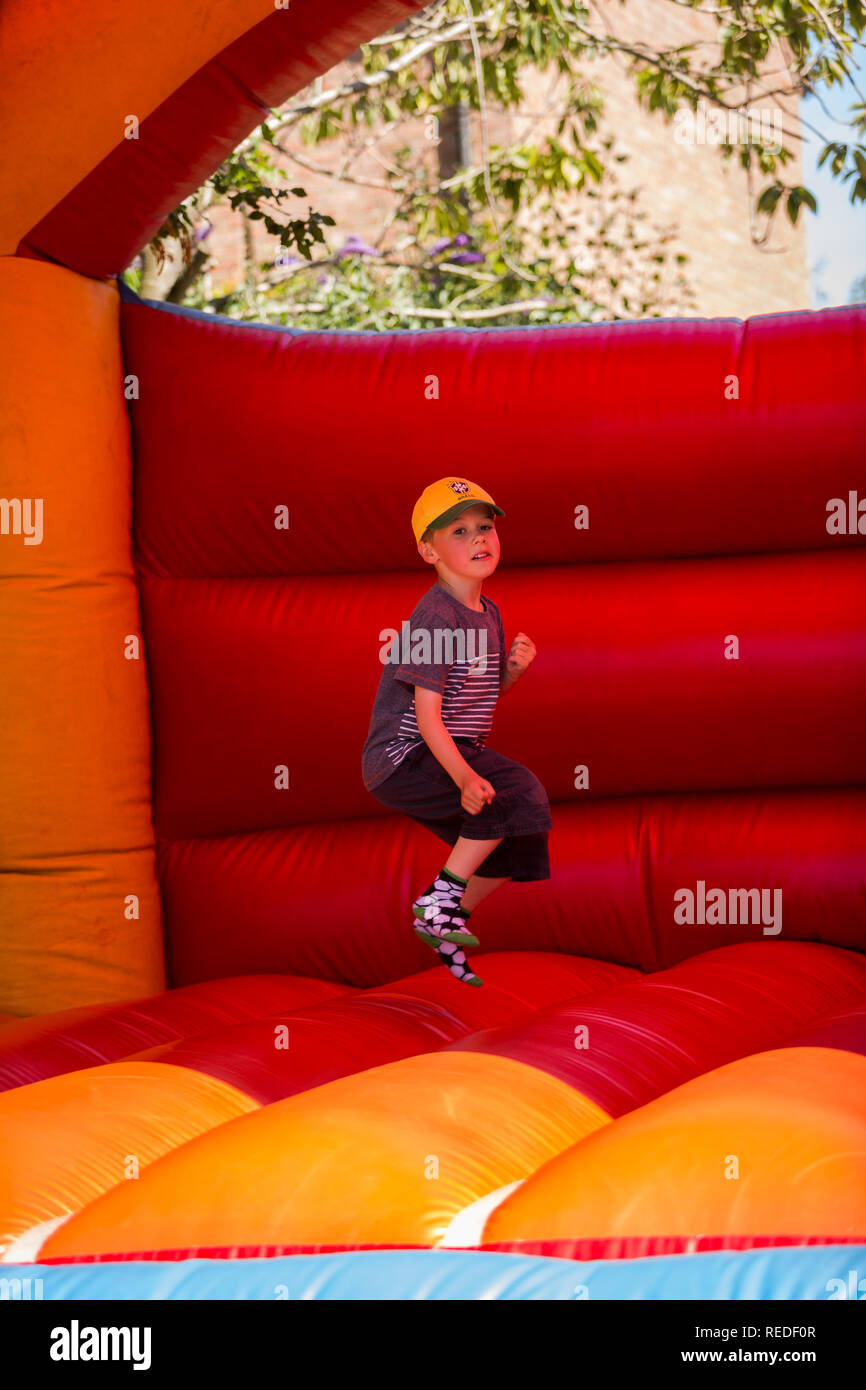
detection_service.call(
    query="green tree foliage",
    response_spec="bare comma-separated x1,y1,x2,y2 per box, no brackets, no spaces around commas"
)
125,0,866,327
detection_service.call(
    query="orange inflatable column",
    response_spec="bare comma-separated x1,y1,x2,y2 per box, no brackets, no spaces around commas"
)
0,258,165,1014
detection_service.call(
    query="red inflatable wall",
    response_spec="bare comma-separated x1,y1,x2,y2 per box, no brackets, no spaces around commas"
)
120,286,866,987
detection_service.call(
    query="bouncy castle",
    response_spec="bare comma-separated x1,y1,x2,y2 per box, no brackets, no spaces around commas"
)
1,0,865,1300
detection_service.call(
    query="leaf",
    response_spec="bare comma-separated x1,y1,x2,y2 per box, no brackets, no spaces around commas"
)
757,184,783,214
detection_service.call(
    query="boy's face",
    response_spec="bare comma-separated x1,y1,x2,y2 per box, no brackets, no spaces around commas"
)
419,503,500,579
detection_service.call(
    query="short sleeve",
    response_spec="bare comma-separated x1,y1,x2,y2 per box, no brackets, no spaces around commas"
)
394,603,452,693
395,660,448,695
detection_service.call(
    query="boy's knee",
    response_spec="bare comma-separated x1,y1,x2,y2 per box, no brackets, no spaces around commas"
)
479,753,550,816
523,768,550,809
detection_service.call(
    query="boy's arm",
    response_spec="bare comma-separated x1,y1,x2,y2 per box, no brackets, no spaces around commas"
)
500,629,536,694
414,686,473,789
499,619,518,695
500,665,519,695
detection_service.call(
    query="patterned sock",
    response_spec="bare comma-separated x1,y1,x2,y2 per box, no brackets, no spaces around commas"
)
412,866,480,947
441,866,467,889
433,938,483,987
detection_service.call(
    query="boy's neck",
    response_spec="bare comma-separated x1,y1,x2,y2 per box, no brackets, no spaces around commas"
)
435,570,485,613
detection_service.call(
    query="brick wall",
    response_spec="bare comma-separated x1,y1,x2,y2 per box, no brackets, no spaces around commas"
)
193,0,810,319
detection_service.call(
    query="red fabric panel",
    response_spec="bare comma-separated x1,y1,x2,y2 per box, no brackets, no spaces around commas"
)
123,294,866,574
0,976,350,1093
450,941,866,1116
120,293,865,984
17,0,421,277
122,956,635,1104
159,794,865,988
138,558,866,838
473,1234,866,1259
39,1233,865,1264
787,1006,866,1057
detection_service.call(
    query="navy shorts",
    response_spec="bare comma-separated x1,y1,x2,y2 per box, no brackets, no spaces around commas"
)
370,737,552,881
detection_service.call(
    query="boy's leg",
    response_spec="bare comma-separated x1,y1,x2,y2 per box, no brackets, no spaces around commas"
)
460,874,509,912
421,858,507,988
412,837,503,947
372,742,549,980
412,839,502,946
443,836,503,882
430,938,483,988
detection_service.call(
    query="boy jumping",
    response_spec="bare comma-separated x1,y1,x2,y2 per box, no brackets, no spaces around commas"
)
361,476,553,986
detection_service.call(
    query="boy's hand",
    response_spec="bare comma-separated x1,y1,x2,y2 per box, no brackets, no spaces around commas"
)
459,770,496,815
506,632,537,680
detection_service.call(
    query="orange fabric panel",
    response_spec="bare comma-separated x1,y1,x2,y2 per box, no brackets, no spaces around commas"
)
0,1061,258,1258
40,1053,611,1258
0,0,274,254
0,258,164,1014
485,1047,866,1242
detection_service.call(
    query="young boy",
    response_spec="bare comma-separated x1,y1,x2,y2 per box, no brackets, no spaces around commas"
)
361,476,553,986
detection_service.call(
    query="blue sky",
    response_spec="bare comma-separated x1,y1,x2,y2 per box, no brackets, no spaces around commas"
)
801,58,865,306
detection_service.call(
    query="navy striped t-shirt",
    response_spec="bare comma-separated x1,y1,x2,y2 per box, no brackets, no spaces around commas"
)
361,579,506,792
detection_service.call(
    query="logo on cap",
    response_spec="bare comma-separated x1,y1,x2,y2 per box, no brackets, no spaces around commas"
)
449,480,471,496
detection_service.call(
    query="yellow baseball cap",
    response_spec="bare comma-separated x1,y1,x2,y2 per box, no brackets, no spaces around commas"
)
412,476,505,544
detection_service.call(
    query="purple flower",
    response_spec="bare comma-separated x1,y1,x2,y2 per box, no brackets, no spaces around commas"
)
193,224,212,243
427,235,484,265
273,252,301,267
335,234,380,260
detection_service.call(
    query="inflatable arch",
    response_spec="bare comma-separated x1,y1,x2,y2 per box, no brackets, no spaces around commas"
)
1,0,865,1299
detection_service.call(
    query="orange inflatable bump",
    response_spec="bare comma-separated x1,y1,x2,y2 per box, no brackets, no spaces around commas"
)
485,1046,866,1242
0,1061,259,1258
40,1052,611,1258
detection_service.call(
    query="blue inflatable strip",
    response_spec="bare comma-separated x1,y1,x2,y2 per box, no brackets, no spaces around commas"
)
2,1246,864,1301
